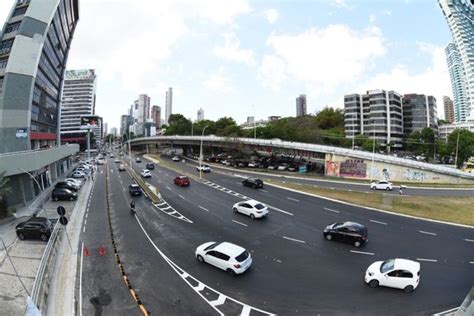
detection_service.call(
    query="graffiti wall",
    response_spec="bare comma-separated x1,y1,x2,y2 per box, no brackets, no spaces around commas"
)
339,159,367,178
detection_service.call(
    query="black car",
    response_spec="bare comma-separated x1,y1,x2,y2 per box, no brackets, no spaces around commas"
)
323,221,368,248
55,181,78,191
15,217,54,241
242,178,264,189
129,184,142,196
52,188,78,201
146,162,155,170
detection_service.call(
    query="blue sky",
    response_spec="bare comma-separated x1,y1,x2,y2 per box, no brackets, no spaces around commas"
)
0,0,453,131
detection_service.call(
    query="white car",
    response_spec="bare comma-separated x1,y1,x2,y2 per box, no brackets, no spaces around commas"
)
141,169,152,178
114,159,120,163
72,171,85,178
365,258,420,293
370,180,393,191
278,164,288,171
233,200,268,219
97,159,105,165
195,242,252,276
65,178,82,187
172,156,180,161
196,164,211,173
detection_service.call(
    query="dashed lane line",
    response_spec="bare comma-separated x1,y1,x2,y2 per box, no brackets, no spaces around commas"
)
465,239,474,243
350,250,374,256
419,230,437,236
178,194,186,200
282,236,306,244
166,186,172,190
269,206,294,216
370,219,387,225
135,216,276,316
232,220,248,227
260,189,268,193
198,205,209,212
324,207,340,214
417,258,438,263
287,197,300,202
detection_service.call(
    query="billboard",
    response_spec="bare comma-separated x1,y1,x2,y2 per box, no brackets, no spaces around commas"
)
80,116,100,130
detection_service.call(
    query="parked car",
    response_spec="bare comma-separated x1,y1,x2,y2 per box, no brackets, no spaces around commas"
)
146,162,155,170
242,178,264,189
365,258,420,293
65,178,82,188
233,200,268,219
114,159,121,163
118,164,126,171
141,169,152,178
55,181,78,192
110,154,115,158
97,158,106,165
172,156,180,162
370,180,393,191
15,217,54,241
72,171,86,179
136,157,142,163
323,221,368,248
174,176,190,186
52,188,78,201
195,241,252,275
129,184,142,196
196,164,211,173
268,164,278,170
278,163,288,171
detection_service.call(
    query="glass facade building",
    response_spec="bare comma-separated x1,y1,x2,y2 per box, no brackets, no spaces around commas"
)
402,94,438,135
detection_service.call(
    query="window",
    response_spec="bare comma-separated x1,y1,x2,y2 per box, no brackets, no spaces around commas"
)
215,252,230,261
0,58,8,69
236,251,250,262
5,22,21,33
380,259,395,273
12,6,28,17
400,270,413,278
0,76,4,93
388,270,402,277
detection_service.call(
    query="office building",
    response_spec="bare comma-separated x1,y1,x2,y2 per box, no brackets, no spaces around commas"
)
268,116,281,122
197,107,204,122
344,90,404,149
443,96,455,123
439,0,474,121
402,94,438,135
103,122,108,137
438,121,474,140
120,114,133,138
151,105,161,128
165,87,172,125
445,43,470,122
110,127,117,137
296,94,307,116
130,94,150,136
0,0,80,207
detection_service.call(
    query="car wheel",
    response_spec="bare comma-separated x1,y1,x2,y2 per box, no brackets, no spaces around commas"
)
252,184,257,189
386,187,390,191
40,234,48,241
70,196,74,201
53,196,58,201
368,280,379,288
250,213,255,220
197,255,204,263
18,233,25,240
226,268,236,276
233,207,238,213
371,187,375,190
354,240,361,248
325,234,332,241
403,285,414,293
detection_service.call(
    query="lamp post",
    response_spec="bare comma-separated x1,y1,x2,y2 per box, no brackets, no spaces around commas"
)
199,126,208,180
370,122,376,182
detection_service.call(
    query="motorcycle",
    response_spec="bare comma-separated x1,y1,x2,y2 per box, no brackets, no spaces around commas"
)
130,202,136,215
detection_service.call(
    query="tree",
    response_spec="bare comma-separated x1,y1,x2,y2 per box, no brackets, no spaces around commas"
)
0,172,12,218
315,107,344,130
215,117,239,136
420,127,436,159
164,114,192,135
447,129,474,167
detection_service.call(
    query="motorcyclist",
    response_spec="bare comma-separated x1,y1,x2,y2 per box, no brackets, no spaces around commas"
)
130,201,136,214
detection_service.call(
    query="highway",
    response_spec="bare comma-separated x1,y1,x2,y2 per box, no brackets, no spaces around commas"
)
79,155,474,315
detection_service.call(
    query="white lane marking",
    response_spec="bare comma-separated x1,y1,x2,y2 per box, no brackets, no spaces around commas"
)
135,216,275,316
282,236,306,244
260,189,268,193
330,187,335,190
324,207,340,213
79,242,84,316
350,250,374,256
417,258,438,262
232,220,248,227
198,205,209,212
82,226,86,233
419,230,437,236
464,238,474,243
178,194,186,200
470,261,474,264
348,189,353,192
241,305,251,316
287,197,300,202
210,294,226,307
84,219,87,226
370,219,387,225
194,283,205,291
269,206,294,216
166,186,171,190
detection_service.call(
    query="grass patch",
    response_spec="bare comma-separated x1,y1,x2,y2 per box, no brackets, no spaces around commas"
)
265,179,474,226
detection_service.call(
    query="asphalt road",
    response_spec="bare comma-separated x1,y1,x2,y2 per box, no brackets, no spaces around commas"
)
113,154,474,315
182,159,474,197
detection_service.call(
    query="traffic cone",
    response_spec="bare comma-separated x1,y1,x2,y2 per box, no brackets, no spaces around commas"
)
84,245,90,257
99,245,106,256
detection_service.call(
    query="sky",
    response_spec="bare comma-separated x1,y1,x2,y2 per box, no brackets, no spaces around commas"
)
0,0,454,131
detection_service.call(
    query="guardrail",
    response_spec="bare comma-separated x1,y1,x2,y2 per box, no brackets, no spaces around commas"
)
129,136,474,180
30,220,63,314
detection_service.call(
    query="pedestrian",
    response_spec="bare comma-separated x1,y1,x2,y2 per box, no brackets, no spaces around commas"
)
399,186,403,195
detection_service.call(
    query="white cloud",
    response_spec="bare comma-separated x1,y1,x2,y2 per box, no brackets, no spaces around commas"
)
258,25,386,92
330,0,351,9
213,32,255,65
369,14,376,23
263,8,279,24
203,68,234,93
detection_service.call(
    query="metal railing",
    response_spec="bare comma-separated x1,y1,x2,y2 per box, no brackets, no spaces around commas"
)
130,136,474,179
0,144,78,158
30,220,63,314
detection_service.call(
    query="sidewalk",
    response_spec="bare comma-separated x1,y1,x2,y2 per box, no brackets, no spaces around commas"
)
0,176,94,315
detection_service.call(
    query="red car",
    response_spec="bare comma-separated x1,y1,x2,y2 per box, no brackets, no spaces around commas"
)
174,176,190,186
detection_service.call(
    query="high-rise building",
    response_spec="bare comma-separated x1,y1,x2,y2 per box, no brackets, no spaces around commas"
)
197,108,204,122
445,43,470,122
246,116,255,124
439,0,474,122
151,105,161,129
130,94,150,136
402,94,438,135
60,70,97,146
443,96,455,123
103,122,108,137
120,114,133,138
344,90,404,149
296,94,307,116
0,0,80,207
110,127,117,137
165,87,173,125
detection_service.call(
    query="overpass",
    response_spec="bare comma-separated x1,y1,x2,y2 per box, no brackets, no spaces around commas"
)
129,136,474,184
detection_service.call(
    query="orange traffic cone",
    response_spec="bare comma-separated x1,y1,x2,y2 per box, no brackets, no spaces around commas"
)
99,245,106,256
84,245,90,257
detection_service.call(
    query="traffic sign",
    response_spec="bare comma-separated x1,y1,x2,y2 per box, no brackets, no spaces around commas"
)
59,216,68,226
57,206,66,216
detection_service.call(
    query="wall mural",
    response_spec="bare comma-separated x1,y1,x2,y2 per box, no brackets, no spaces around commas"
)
403,169,427,182
326,161,340,176
339,159,367,178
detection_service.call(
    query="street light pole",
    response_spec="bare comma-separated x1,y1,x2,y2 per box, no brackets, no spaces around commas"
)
199,126,208,180
370,122,375,182
352,113,356,150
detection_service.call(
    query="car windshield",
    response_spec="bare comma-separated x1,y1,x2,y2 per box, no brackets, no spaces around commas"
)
235,250,250,262
204,242,217,251
380,259,395,273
